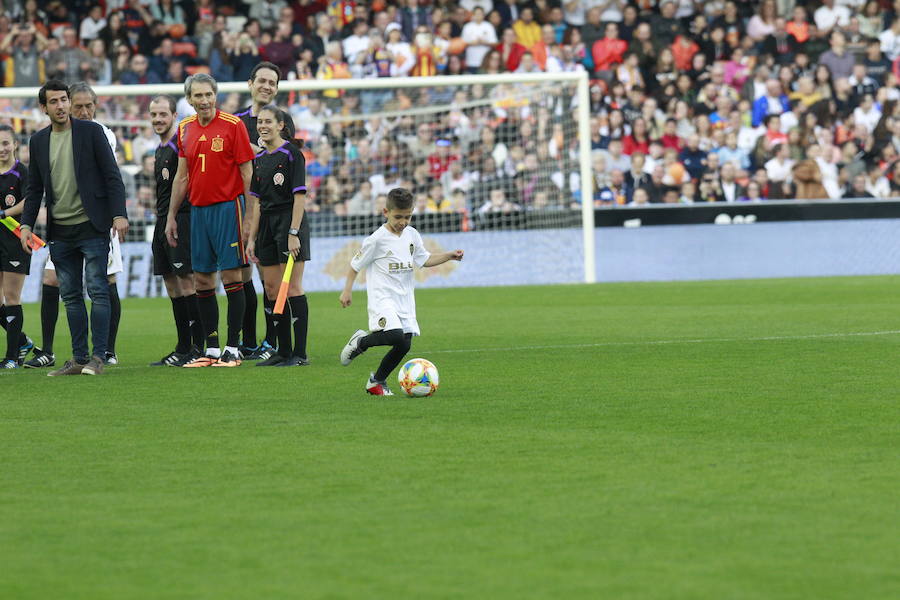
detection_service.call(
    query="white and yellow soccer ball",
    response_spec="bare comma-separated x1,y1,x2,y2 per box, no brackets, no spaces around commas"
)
397,358,440,397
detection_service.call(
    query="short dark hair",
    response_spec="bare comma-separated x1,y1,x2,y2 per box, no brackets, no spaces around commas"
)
0,124,16,140
386,187,414,211
250,61,282,83
150,94,177,113
38,79,69,106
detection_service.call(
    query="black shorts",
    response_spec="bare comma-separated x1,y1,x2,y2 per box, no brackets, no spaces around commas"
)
152,213,193,276
0,229,30,274
256,209,311,267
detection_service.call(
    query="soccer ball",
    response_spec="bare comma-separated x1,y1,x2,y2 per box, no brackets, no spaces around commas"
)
398,358,439,397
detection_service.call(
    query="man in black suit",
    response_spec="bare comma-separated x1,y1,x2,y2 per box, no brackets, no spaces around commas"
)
20,80,128,377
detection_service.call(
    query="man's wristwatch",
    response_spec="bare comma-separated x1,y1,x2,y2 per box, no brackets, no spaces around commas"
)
288,228,300,237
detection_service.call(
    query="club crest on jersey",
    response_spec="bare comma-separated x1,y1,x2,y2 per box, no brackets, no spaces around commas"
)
4,194,14,207
273,173,285,186
211,135,224,152
409,243,414,256
378,317,386,328
161,167,170,181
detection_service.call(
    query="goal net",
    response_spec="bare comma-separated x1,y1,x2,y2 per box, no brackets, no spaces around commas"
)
0,72,594,300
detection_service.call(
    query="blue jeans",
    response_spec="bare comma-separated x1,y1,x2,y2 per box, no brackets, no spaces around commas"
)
49,235,110,362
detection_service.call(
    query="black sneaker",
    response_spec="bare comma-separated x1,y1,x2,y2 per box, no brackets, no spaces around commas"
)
245,341,274,360
173,347,203,367
17,337,34,364
210,349,241,367
1,358,18,369
104,352,118,365
256,353,287,367
150,350,182,367
275,356,310,367
238,343,258,359
24,348,55,369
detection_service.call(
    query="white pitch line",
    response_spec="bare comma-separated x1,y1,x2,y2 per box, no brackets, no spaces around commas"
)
3,330,899,375
420,329,900,354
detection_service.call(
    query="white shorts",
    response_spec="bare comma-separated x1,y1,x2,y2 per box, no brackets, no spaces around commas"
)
44,229,123,276
368,304,420,336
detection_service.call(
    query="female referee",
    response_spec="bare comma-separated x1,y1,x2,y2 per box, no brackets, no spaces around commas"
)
244,105,310,367
0,125,33,368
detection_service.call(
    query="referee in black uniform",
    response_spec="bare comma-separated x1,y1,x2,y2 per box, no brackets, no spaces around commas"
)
148,95,204,366
244,105,310,367
234,61,297,360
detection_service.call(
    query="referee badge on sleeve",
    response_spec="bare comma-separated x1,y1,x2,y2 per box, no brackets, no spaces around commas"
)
161,168,170,181
4,194,14,207
273,173,285,186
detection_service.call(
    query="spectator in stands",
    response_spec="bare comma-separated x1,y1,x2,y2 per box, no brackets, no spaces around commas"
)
497,27,527,72
746,0,777,42
79,5,106,42
513,7,541,51
1,22,48,88
680,135,708,180
385,23,414,77
229,32,260,81
119,53,161,85
83,38,111,85
150,0,185,28
863,39,891,84
815,0,851,35
844,173,874,198
592,22,627,79
819,31,855,81
399,0,433,43
864,162,891,197
99,11,128,52
478,187,520,214
752,80,790,127
462,7,497,73
262,21,296,77
148,37,176,81
740,180,765,202
624,152,651,200
346,180,377,215
651,0,682,48
765,142,795,184
250,0,288,31
46,26,89,83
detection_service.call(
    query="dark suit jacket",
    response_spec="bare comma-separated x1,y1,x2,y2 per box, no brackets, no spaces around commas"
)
22,117,126,240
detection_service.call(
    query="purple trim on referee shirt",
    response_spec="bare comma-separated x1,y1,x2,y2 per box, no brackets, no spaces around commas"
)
292,186,307,193
276,145,293,161
234,107,252,117
1,160,21,179
249,191,260,197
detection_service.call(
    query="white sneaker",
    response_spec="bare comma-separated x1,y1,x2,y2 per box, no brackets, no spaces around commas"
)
340,329,367,366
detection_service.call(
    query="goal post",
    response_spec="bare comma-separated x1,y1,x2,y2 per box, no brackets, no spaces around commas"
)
0,72,596,286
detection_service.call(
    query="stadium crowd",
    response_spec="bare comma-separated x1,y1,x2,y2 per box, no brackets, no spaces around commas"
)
3,0,900,228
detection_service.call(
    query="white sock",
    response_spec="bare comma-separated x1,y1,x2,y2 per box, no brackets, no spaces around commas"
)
224,345,239,357
206,347,221,359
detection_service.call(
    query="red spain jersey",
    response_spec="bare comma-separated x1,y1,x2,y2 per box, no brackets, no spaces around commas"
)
177,110,255,207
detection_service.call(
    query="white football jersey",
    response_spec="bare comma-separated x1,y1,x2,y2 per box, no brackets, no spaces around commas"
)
351,224,431,322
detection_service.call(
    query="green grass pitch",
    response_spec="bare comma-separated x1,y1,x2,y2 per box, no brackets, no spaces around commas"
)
2,276,899,599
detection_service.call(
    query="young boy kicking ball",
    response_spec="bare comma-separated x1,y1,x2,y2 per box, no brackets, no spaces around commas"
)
339,187,464,395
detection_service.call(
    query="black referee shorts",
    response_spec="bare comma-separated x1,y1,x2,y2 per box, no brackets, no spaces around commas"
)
152,213,193,276
0,229,30,274
256,209,311,267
